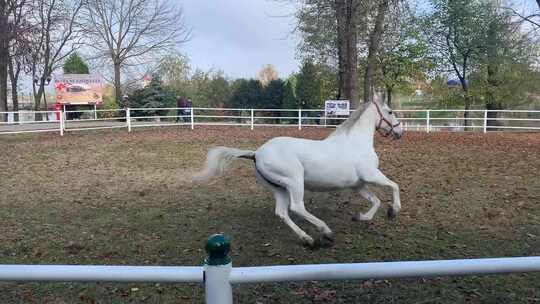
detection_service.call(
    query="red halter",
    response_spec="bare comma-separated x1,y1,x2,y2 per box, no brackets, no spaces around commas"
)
372,102,401,137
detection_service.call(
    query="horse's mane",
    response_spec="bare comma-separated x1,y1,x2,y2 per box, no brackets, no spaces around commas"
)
328,102,371,138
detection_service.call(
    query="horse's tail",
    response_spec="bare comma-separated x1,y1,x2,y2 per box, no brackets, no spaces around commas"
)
194,147,255,182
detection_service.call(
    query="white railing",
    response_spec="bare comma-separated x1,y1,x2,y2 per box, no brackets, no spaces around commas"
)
0,110,63,135
1,107,539,136
0,234,539,303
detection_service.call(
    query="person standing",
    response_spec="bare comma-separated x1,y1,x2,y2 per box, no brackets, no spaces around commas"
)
176,97,188,122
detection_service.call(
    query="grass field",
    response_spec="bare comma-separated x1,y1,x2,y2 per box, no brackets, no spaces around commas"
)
1,127,539,303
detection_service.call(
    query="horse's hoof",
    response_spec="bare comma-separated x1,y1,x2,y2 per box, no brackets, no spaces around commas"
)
323,231,335,242
318,232,335,247
318,235,334,248
387,207,397,220
301,236,315,248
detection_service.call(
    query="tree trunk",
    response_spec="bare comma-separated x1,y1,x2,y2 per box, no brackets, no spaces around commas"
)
485,56,501,131
484,17,502,131
364,0,389,104
0,0,8,122
0,55,7,122
34,79,46,121
386,86,393,108
463,95,470,129
460,79,471,130
114,61,122,103
8,59,19,122
336,0,359,108
486,101,502,130
43,89,48,121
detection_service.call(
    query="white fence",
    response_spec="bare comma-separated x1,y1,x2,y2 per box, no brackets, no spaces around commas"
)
1,107,540,136
0,234,539,303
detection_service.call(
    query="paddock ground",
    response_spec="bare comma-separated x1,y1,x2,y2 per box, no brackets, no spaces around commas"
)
1,127,539,303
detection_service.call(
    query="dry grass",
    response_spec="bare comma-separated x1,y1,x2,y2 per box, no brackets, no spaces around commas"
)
1,127,539,303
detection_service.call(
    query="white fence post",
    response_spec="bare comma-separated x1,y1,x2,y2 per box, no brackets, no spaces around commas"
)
483,110,488,133
426,110,430,133
204,234,233,304
250,109,254,130
94,104,98,120
190,108,194,130
126,108,131,132
298,109,302,130
58,111,64,136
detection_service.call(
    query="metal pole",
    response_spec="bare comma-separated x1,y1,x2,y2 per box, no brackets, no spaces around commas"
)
426,110,430,133
483,110,488,133
58,111,64,136
250,109,254,130
229,257,540,284
298,109,302,130
94,104,97,120
126,108,131,132
204,234,233,304
190,107,194,130
0,265,203,283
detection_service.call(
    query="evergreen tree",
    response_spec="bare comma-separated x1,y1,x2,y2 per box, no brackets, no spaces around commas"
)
122,75,175,117
228,79,250,108
228,79,264,108
296,60,322,109
282,78,298,109
247,79,264,108
63,53,90,74
263,79,285,109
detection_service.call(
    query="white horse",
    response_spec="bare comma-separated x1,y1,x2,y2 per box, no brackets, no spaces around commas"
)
196,101,403,246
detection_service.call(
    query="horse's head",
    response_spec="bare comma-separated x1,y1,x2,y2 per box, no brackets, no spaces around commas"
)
372,101,403,139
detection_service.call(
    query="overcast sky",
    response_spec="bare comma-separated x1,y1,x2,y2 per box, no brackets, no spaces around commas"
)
180,0,300,79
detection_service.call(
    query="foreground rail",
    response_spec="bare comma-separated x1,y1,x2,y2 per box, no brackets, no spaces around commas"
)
1,234,539,303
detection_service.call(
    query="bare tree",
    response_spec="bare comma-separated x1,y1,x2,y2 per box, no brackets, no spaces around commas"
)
28,0,83,114
364,0,390,104
0,0,26,121
7,0,33,121
82,0,191,103
503,2,540,28
0,0,8,120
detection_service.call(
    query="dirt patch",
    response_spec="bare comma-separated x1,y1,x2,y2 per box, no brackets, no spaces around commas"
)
1,127,539,303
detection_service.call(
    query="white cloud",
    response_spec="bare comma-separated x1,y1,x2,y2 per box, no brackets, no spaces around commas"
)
179,0,299,79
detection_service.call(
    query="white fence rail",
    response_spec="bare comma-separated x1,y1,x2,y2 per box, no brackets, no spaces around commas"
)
0,234,539,303
1,107,540,136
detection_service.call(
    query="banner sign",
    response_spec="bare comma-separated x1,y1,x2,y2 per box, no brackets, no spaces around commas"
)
325,100,350,115
55,74,103,105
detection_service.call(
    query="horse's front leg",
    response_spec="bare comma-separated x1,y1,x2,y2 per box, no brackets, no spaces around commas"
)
363,169,401,219
352,185,382,221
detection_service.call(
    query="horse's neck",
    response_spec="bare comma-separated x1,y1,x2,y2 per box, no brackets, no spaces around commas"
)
329,106,377,147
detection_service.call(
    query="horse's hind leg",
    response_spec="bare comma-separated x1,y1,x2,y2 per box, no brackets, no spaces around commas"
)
286,181,334,242
255,170,314,246
274,189,317,246
353,186,381,221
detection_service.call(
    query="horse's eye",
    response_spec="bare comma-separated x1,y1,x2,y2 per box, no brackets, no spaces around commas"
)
388,111,393,115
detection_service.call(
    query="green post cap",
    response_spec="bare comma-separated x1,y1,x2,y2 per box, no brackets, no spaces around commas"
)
204,234,231,266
